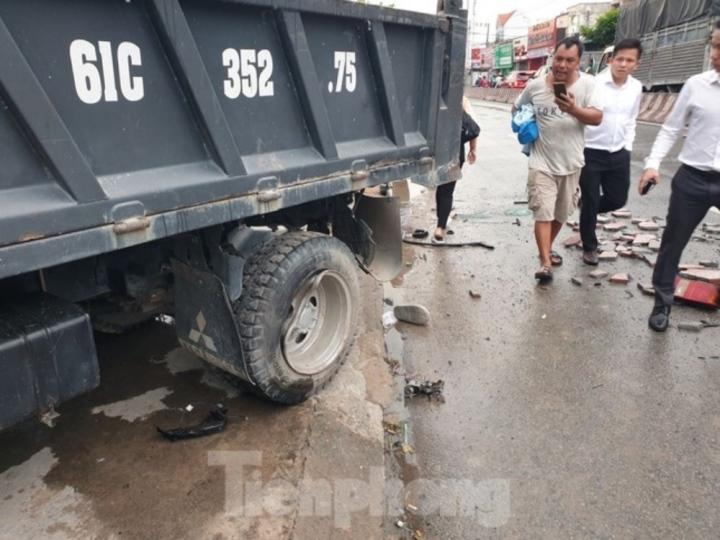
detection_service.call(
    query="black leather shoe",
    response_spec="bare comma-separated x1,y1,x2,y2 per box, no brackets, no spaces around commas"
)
648,305,671,332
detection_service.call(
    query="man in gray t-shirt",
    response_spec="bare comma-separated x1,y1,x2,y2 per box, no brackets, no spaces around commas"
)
513,37,603,283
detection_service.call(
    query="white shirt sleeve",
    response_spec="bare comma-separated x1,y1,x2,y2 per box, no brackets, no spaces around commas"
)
624,89,642,152
645,82,692,170
587,78,604,111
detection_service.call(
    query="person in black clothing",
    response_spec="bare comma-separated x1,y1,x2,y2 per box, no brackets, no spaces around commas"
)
434,98,480,243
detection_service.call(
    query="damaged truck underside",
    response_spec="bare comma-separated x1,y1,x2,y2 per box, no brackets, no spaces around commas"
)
0,0,466,430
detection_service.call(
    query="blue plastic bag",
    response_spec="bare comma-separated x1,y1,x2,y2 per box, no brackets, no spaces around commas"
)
511,104,539,145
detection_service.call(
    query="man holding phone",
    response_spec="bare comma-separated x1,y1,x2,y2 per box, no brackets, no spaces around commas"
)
513,36,603,282
640,21,720,332
579,39,643,266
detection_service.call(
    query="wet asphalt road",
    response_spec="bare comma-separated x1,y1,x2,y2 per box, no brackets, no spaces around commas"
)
394,101,720,538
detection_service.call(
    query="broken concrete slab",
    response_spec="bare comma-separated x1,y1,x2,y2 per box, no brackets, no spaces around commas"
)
394,305,431,326
679,264,706,271
638,221,660,231
590,269,609,279
610,273,631,285
678,268,720,285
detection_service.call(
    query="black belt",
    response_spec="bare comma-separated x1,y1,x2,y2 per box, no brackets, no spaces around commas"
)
586,147,628,155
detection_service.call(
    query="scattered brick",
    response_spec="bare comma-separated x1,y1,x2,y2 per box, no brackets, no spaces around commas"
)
599,251,618,261
612,209,632,219
637,282,655,296
633,234,656,246
603,222,626,232
638,221,660,231
563,233,582,248
590,269,609,279
610,273,631,284
648,240,661,251
571,277,583,286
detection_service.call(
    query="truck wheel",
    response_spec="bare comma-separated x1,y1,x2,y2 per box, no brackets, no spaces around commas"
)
235,232,360,404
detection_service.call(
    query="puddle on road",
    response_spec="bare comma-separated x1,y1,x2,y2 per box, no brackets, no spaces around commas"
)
0,447,99,539
90,387,173,422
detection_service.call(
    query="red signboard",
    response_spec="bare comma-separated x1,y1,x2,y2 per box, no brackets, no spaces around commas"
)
528,19,556,51
471,47,493,70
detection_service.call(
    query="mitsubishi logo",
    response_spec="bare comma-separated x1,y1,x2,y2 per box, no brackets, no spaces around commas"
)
189,311,217,352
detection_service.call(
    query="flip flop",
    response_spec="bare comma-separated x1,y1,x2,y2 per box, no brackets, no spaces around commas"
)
534,266,553,282
550,251,563,266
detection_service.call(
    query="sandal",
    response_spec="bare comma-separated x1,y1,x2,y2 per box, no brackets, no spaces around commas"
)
534,266,553,282
550,251,563,267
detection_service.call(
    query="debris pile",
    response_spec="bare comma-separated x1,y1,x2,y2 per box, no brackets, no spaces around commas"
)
404,379,445,403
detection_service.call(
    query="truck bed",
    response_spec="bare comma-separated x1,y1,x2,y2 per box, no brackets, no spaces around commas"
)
0,0,465,280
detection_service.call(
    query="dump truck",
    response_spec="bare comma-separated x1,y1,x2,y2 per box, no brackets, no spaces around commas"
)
0,0,467,430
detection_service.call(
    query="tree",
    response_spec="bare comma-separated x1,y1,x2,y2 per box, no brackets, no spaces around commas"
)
581,8,619,48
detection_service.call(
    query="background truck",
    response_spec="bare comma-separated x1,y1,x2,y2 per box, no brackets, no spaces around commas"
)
615,0,719,91
0,0,466,430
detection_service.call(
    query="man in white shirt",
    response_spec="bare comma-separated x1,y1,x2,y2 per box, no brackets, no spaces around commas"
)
514,37,603,283
580,39,643,265
640,21,720,332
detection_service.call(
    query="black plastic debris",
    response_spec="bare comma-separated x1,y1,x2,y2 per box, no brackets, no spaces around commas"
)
157,405,228,442
412,229,429,239
404,380,445,402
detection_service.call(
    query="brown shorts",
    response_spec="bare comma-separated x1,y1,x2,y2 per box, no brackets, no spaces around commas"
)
527,168,581,223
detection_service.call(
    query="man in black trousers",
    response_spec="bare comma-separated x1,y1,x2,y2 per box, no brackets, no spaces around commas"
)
640,21,720,332
580,39,643,265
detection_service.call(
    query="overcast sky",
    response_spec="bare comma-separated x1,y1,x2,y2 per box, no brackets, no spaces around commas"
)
352,0,614,24
472,0,613,24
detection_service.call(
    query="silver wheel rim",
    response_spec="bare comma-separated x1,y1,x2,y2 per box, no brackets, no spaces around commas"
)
282,270,354,376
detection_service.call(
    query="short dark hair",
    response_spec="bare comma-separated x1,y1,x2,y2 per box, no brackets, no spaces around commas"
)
554,36,583,58
613,38,643,59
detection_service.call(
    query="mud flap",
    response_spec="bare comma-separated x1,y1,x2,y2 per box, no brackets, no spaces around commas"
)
171,260,253,385
355,193,403,282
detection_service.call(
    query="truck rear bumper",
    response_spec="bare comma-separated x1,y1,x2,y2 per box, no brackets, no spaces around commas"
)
0,293,99,431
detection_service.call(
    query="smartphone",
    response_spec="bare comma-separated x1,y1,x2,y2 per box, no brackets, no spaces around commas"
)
553,83,567,98
641,181,656,196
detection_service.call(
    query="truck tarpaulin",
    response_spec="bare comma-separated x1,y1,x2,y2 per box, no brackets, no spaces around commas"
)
617,0,719,41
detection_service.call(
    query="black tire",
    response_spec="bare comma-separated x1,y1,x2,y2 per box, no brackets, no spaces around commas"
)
235,232,360,404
